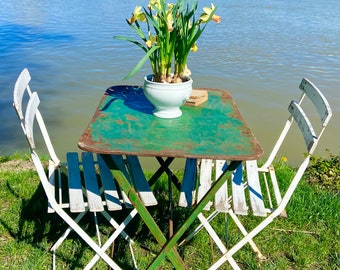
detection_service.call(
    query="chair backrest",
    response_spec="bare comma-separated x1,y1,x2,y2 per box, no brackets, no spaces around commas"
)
260,78,332,169
17,91,59,204
24,91,40,150
13,68,60,164
13,68,32,119
253,78,332,216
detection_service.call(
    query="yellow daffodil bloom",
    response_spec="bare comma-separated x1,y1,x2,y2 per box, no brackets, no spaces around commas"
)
190,43,198,52
148,0,161,10
199,3,221,24
166,4,174,32
117,0,221,82
145,40,152,48
150,34,157,43
128,6,146,24
146,34,157,48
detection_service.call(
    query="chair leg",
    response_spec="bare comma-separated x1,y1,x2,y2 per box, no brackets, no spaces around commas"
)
93,211,101,246
179,210,219,246
197,213,227,254
209,253,241,270
184,211,264,269
50,211,88,258
50,208,136,269
84,208,138,269
228,210,265,260
100,210,134,244
128,240,138,269
52,250,56,270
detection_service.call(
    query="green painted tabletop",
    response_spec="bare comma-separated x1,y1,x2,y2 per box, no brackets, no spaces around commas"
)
78,85,263,160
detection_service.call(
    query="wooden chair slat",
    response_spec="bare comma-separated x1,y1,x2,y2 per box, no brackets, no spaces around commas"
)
214,160,229,212
126,155,158,206
82,152,104,212
66,152,86,213
179,158,197,207
110,155,133,207
299,78,332,126
246,160,267,217
197,159,213,211
97,154,122,211
231,163,248,215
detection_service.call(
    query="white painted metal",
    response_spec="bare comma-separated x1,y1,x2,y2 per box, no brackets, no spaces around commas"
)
13,69,158,269
13,68,32,119
209,78,333,269
197,213,228,253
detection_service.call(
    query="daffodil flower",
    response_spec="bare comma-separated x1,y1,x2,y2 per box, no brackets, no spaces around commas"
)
128,6,146,24
145,40,152,48
166,4,174,32
115,0,220,82
199,3,221,24
190,43,198,52
148,0,161,10
146,34,157,48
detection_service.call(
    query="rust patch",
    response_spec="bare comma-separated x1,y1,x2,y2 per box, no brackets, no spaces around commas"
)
116,119,125,125
126,114,138,121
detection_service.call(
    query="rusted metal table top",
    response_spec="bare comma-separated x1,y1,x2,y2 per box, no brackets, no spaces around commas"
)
78,85,263,160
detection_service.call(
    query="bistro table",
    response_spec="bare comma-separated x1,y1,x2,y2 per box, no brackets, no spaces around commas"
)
78,85,263,269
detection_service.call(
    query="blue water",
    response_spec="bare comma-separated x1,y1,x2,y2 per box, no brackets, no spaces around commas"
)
1,0,340,165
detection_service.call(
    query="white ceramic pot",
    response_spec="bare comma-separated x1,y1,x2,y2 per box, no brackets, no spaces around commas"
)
143,75,193,118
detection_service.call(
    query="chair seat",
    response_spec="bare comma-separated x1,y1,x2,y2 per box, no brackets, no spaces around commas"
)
52,152,157,214
179,159,268,217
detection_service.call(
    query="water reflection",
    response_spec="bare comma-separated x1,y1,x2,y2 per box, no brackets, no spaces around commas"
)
1,0,339,167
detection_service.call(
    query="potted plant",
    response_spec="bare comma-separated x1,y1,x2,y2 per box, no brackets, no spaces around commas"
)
114,0,221,118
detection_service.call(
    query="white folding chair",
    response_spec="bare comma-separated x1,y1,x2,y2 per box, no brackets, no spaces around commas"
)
13,68,157,269
179,78,332,269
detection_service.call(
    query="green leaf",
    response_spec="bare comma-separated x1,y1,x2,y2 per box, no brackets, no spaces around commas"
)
123,45,160,80
114,36,148,52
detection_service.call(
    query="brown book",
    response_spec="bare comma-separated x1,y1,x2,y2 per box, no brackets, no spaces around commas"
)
184,89,208,107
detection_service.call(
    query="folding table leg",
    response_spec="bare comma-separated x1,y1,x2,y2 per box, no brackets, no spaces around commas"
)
102,154,186,269
148,157,175,187
148,161,242,268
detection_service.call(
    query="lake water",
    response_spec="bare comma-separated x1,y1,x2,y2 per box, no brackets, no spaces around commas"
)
1,0,339,168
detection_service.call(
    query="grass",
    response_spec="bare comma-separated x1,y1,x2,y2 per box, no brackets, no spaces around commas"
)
0,154,339,269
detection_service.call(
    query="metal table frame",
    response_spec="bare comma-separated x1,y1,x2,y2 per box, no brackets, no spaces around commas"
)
78,85,263,269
